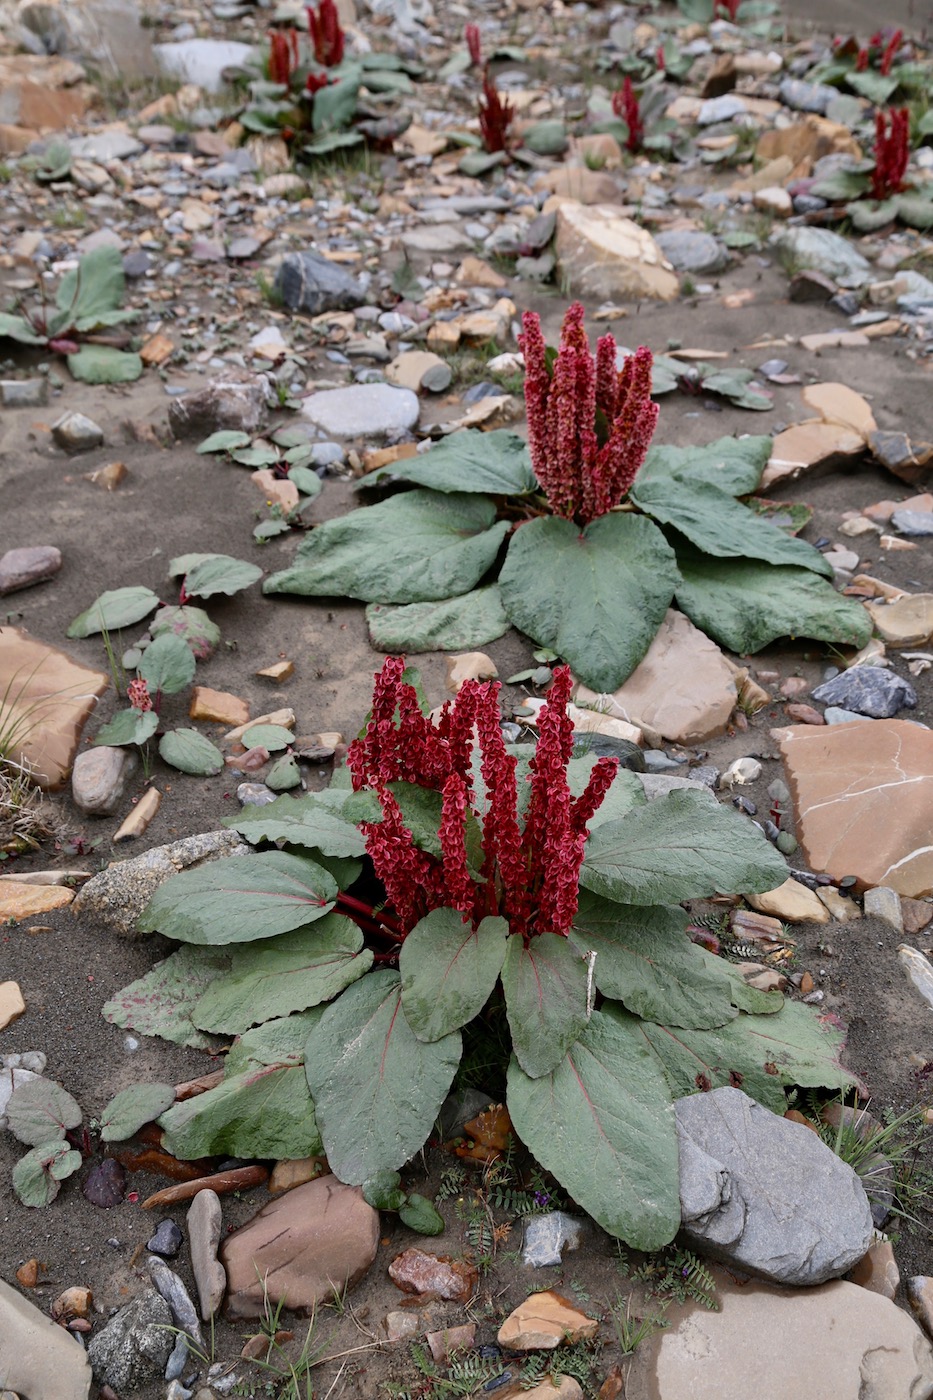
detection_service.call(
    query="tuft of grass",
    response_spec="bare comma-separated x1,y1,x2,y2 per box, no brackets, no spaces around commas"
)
256,271,284,308
51,205,87,230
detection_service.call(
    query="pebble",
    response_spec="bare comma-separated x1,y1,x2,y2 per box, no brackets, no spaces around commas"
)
187,1190,225,1323
897,945,933,1010
146,1219,183,1259
862,886,904,933
52,411,104,453
778,77,837,112
697,94,748,124
0,982,26,1031
71,747,137,816
275,251,366,315
0,545,62,595
86,1289,174,1392
236,782,276,807
521,1212,583,1267
655,230,729,274
824,706,873,724
388,1248,478,1303
812,667,917,719
147,1256,204,1352
892,510,933,537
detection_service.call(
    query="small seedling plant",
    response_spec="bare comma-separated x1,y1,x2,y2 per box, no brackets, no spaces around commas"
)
264,302,869,692
106,660,856,1248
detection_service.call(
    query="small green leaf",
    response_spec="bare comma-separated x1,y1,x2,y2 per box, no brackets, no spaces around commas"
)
400,911,508,1042
137,632,197,695
501,932,590,1078
305,969,462,1184
399,1194,445,1234
255,518,293,541
137,851,338,945
236,723,294,752
178,554,263,600
522,120,567,155
93,709,159,747
13,1141,82,1207
99,1083,177,1141
459,149,508,177
366,586,510,654
159,729,225,775
67,586,161,638
7,1078,82,1146
312,69,361,133
287,464,323,498
196,429,252,454
67,347,143,384
362,1170,406,1211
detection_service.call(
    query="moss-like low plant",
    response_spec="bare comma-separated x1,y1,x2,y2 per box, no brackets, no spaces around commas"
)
107,660,855,1248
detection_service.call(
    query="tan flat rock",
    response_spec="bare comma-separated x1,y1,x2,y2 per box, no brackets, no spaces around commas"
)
453,255,508,288
190,687,250,727
251,469,299,512
554,202,679,302
802,382,877,439
746,877,830,924
799,331,870,352
756,115,861,166
624,1274,933,1400
498,1291,598,1351
0,882,75,921
762,422,864,489
779,719,933,895
865,594,933,645
731,155,794,193
0,980,26,1030
0,626,109,789
447,652,498,691
543,166,622,204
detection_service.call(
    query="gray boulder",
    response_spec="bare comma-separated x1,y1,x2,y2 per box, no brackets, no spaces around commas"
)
811,667,917,719
275,252,366,316
86,1289,174,1392
676,1086,874,1285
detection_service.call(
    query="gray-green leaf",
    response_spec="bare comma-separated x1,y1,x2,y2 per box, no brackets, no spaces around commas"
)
93,708,159,747
137,632,197,695
158,729,225,775
366,586,510,653
501,931,590,1078
99,1083,177,1141
7,1078,82,1146
13,1141,83,1207
67,586,161,638
400,911,508,1042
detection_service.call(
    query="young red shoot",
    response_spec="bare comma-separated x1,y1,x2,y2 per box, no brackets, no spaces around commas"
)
268,29,300,87
871,106,910,200
465,22,482,68
307,0,344,67
478,72,515,153
880,29,903,75
611,76,644,153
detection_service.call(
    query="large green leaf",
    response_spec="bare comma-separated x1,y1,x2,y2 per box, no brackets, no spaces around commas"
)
13,1141,82,1207
93,708,159,747
507,1009,681,1248
637,436,770,495
192,915,373,1033
67,586,161,638
264,491,510,604
225,791,368,857
137,851,338,945
581,789,787,905
158,729,225,775
569,892,743,1029
632,477,833,577
137,632,197,695
360,431,536,497
67,347,142,384
56,245,127,327
366,585,510,653
501,931,590,1078
158,1062,321,1160
225,1010,322,1075
175,553,263,600
498,513,680,692
99,1083,177,1141
400,911,508,1042
312,68,361,132
7,1078,82,1146
101,944,228,1049
846,69,898,103
675,551,873,653
305,969,462,1184
607,1000,855,1114
0,312,46,346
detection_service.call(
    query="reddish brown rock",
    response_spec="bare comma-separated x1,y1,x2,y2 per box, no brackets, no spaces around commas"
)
219,1177,378,1319
425,1323,476,1365
388,1249,478,1303
784,703,824,725
902,899,933,935
778,720,933,896
0,626,108,789
498,1291,598,1351
0,547,62,596
848,1239,899,1300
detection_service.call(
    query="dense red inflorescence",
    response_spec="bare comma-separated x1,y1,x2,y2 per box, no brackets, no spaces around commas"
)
268,28,300,86
871,106,910,200
519,302,658,526
611,76,643,153
478,72,515,152
127,678,152,712
347,657,619,940
307,0,344,67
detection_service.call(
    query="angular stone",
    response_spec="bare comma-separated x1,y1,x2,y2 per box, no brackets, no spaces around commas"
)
0,1278,91,1400
848,1239,899,1300
71,745,137,815
0,882,74,921
762,421,864,489
153,38,254,92
301,383,420,440
72,830,248,937
498,1291,598,1351
902,898,933,934
147,1218,184,1258
187,1189,225,1322
425,1322,476,1365
51,411,104,453
753,186,792,217
893,510,933,537
275,252,366,316
388,1248,478,1302
220,1177,378,1319
757,115,861,167
811,667,916,718
624,1274,933,1400
0,546,62,596
746,877,831,924
554,202,679,302
862,886,903,933
454,255,507,288
385,351,452,393
521,1212,584,1268
169,375,269,440
769,226,871,284
402,224,474,254
544,166,622,204
189,687,250,726
908,1277,933,1341
0,981,25,1030
865,595,933,645
655,230,729,275
86,1288,173,1392
676,1087,873,1285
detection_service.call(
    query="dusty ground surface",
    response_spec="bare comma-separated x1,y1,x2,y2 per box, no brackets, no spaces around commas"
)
4,0,933,1395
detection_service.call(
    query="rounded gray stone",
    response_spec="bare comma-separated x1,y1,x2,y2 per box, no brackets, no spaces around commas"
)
655,230,729,275
300,383,420,439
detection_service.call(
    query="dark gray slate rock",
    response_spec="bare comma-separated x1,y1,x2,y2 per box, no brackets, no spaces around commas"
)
86,1288,174,1392
276,251,366,316
655,230,729,275
676,1086,874,1285
147,1218,184,1258
811,667,917,718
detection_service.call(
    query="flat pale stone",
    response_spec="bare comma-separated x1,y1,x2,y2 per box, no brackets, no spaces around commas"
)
385,351,451,393
0,881,75,921
800,331,870,352
746,877,831,924
498,1291,598,1351
581,609,737,745
802,382,877,440
0,1278,91,1400
624,1274,933,1400
0,626,108,789
753,186,792,216
187,1189,225,1322
554,202,679,302
0,981,26,1030
301,383,420,440
189,687,250,726
762,421,864,489
865,595,933,645
454,255,507,288
778,719,933,895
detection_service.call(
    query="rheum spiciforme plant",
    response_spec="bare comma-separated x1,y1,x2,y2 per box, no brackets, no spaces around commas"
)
611,76,644,152
126,655,855,1248
478,71,515,153
871,106,910,200
307,0,344,68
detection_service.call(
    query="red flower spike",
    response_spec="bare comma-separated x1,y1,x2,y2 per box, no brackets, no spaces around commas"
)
871,106,910,200
715,0,740,18
656,44,665,71
127,678,153,712
611,76,644,154
519,303,658,526
855,46,869,71
465,22,482,68
880,29,903,74
439,774,475,917
307,0,344,67
478,71,515,154
268,30,296,86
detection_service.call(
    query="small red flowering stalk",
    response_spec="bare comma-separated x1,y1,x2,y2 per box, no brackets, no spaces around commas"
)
871,106,910,200
307,0,344,67
855,46,870,71
465,22,483,68
127,678,153,712
519,302,658,526
716,0,741,19
345,657,618,942
478,71,516,153
880,29,903,74
611,76,644,154
268,28,300,87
